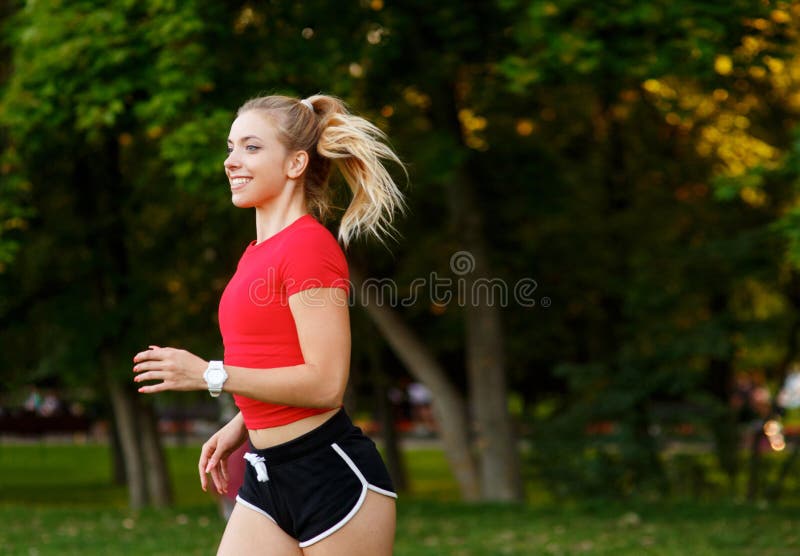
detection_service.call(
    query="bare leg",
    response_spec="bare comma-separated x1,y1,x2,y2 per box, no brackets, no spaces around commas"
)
217,501,303,556
302,491,396,556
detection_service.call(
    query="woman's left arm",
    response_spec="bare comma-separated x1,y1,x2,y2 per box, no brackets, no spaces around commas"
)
132,287,351,408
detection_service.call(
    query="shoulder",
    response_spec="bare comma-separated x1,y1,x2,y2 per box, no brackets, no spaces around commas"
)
277,217,350,292
283,216,343,254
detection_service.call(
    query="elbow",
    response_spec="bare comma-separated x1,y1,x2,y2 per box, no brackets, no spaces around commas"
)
310,366,348,408
313,384,346,409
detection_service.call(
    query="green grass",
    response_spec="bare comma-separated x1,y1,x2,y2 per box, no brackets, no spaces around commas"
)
3,443,800,555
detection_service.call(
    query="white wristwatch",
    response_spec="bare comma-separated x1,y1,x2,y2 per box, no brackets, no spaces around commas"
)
203,360,228,397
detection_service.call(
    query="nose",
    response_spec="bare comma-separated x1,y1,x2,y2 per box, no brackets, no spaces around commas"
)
224,149,241,172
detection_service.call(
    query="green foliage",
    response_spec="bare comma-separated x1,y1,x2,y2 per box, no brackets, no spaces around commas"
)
1,1,214,139
0,144,32,272
491,0,800,498
159,110,234,194
499,0,774,88
5,0,800,501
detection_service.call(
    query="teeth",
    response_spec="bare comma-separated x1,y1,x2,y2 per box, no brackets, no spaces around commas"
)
231,178,251,186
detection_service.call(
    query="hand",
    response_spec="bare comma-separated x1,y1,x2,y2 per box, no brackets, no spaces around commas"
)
199,414,248,494
132,345,207,394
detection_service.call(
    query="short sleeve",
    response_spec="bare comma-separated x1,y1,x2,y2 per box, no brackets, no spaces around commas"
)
281,226,350,297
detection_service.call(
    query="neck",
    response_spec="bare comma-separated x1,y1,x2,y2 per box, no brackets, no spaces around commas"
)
253,183,307,243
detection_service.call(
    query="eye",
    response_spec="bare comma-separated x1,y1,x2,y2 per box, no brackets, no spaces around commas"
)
226,146,233,154
246,145,260,152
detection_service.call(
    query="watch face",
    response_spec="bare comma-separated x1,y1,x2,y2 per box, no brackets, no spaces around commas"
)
207,369,225,384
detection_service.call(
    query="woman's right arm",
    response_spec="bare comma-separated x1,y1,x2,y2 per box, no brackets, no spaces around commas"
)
198,411,247,494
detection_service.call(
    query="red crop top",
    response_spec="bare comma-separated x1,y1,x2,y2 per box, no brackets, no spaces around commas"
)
218,214,350,429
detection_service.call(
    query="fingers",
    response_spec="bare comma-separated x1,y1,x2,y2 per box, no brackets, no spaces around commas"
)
137,382,170,394
206,447,229,494
199,439,232,494
220,458,229,483
132,364,172,395
132,360,164,373
133,370,168,394
198,456,208,492
216,459,230,494
205,444,223,475
133,347,198,396
132,345,173,364
133,370,167,384
198,440,217,492
203,449,214,474
210,465,226,494
132,346,161,364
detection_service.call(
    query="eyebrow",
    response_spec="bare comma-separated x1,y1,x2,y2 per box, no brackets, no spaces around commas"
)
227,135,262,144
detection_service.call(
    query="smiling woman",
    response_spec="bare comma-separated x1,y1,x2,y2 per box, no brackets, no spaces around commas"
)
228,95,405,247
131,94,406,556
226,114,297,212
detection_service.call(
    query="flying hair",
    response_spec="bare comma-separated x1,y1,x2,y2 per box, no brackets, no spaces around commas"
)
237,94,407,246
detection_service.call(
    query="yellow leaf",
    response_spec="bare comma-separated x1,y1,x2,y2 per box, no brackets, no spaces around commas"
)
516,119,535,136
771,10,791,24
715,55,733,75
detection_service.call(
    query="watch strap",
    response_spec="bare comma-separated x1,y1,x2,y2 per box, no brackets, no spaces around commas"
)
205,360,226,397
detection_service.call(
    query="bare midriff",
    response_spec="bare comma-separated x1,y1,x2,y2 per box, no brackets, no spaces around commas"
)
247,407,339,450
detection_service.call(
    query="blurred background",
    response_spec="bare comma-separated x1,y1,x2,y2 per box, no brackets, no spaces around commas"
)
4,1,800,554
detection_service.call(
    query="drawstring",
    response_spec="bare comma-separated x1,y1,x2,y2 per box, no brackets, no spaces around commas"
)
244,452,269,482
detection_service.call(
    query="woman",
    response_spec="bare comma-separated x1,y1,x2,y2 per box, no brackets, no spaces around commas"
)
132,94,404,555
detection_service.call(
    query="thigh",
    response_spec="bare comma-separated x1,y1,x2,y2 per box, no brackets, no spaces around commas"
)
217,502,303,556
301,491,396,556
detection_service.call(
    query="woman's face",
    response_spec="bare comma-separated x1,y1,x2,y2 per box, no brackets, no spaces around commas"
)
224,110,293,209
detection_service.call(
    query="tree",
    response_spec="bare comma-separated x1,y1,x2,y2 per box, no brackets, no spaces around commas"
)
495,0,799,496
351,0,526,501
9,0,800,506
0,0,237,508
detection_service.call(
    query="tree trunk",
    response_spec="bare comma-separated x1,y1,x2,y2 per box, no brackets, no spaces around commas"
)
106,362,173,509
139,401,173,507
109,416,127,486
416,72,522,501
370,344,408,493
706,358,739,492
703,292,739,493
87,138,174,508
463,245,524,501
747,422,764,501
107,376,148,509
352,270,481,500
445,167,524,502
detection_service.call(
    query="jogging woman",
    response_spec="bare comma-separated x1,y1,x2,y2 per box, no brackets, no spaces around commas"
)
132,94,404,555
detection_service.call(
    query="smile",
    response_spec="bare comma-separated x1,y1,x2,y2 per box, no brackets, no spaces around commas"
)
231,177,252,188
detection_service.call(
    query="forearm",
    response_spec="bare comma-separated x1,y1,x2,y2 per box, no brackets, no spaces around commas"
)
219,410,247,446
133,291,351,406
223,363,347,409
227,410,245,430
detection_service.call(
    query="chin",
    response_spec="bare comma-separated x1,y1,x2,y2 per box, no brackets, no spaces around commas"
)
231,194,255,208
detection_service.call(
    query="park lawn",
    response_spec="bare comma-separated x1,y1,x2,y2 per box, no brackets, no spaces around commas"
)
1,444,800,555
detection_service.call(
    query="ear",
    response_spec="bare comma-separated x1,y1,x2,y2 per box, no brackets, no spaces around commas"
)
286,150,310,179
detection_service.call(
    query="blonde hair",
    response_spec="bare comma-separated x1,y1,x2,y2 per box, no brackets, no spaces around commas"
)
237,94,406,246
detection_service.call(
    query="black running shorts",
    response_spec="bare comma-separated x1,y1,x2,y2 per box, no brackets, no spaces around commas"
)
235,408,397,547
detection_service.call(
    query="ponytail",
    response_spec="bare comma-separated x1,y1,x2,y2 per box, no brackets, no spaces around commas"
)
237,94,406,246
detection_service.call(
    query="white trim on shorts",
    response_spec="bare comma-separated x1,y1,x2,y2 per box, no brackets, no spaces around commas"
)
297,442,398,548
235,494,278,525
368,484,398,498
